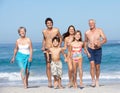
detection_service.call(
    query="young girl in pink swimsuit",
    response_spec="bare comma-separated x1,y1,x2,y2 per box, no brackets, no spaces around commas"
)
68,30,84,88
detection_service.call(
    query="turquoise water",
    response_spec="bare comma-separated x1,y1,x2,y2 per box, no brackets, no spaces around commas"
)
0,40,120,86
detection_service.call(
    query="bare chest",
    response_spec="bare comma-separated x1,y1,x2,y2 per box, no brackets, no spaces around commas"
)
51,48,61,55
44,31,58,40
87,31,100,41
66,37,74,46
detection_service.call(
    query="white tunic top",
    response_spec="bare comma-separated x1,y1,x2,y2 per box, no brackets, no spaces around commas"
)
18,44,30,54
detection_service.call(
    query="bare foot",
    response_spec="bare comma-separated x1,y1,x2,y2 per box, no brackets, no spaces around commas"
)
80,82,84,88
24,83,28,89
73,83,77,89
96,80,99,87
67,82,73,88
54,85,58,89
91,80,96,87
48,82,52,88
23,81,28,89
24,86,28,89
58,85,64,89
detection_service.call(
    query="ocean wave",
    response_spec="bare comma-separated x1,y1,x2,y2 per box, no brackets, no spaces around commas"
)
33,49,39,52
0,72,120,81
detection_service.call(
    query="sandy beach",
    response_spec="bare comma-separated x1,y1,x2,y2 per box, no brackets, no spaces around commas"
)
0,83,120,93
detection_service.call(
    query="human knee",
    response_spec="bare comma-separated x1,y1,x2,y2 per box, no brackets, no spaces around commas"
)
90,63,95,69
69,67,73,73
47,65,51,70
96,64,100,71
79,67,82,71
73,71,77,76
90,65,95,70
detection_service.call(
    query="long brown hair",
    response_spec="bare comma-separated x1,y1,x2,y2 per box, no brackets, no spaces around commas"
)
74,30,82,41
62,25,75,41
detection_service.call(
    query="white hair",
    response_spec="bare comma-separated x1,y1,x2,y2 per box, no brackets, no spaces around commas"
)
89,19,96,24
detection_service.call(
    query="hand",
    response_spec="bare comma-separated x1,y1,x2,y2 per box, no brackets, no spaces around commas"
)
28,57,32,62
41,47,45,51
87,52,91,58
64,58,68,63
58,44,61,47
10,57,15,64
94,42,101,49
84,50,87,54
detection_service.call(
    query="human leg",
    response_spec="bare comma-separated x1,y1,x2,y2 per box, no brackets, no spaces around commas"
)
58,77,64,89
47,63,52,87
90,61,95,86
20,69,27,88
88,47,96,86
18,61,26,88
78,58,83,87
72,60,78,88
26,69,29,87
94,48,102,87
56,61,63,89
95,64,100,87
53,76,58,89
16,52,30,88
67,58,73,87
44,53,52,87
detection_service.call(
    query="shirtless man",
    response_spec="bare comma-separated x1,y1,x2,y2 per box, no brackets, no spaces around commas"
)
84,19,107,87
42,18,62,87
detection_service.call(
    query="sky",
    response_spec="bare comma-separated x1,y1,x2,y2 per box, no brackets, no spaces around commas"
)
0,0,120,43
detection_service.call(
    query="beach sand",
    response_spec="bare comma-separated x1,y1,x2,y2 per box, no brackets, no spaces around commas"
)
0,84,120,93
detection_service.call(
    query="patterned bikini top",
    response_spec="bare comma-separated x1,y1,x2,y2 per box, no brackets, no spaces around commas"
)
72,45,82,53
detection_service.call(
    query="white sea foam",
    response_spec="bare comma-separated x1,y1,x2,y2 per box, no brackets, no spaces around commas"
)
0,72,120,81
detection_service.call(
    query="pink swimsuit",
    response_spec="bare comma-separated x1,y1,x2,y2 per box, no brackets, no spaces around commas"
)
72,46,82,62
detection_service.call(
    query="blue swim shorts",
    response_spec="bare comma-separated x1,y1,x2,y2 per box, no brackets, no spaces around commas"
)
88,47,102,64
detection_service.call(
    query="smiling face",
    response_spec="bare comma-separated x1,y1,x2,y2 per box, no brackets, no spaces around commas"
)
52,39,59,47
18,28,26,37
75,32,80,41
69,26,75,35
46,20,53,29
89,19,96,30
74,31,82,41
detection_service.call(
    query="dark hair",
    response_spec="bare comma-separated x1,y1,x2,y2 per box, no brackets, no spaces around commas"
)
74,30,82,41
52,36,60,43
45,17,53,25
62,25,75,41
18,27,26,33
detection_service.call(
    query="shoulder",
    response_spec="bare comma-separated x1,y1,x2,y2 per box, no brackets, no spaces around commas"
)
16,38,20,41
42,29,47,34
26,37,30,40
71,42,74,46
16,38,21,43
52,27,60,33
96,28,102,31
96,28,104,34
65,36,69,41
80,41,83,45
53,27,59,31
85,29,90,34
26,37,31,42
16,39,19,45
